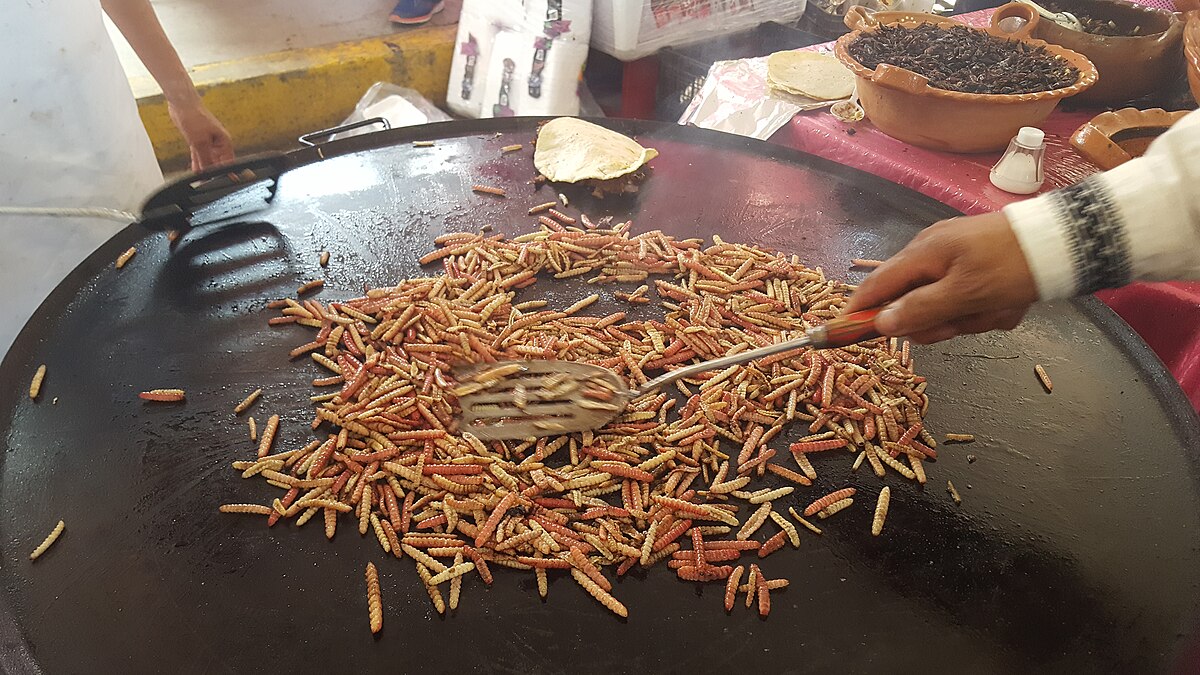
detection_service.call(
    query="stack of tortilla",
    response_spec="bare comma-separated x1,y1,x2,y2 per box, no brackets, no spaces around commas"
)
766,51,855,101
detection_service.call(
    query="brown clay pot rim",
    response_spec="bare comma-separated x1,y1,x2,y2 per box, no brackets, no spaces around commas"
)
1186,11,1200,62
1079,107,1189,135
1070,107,1189,169
1030,0,1180,40
833,13,1099,105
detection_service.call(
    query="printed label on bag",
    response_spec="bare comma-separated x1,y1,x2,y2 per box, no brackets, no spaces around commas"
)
493,58,516,117
460,35,479,101
543,0,571,37
529,38,550,99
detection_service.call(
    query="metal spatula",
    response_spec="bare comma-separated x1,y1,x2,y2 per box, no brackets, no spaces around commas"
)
454,307,885,440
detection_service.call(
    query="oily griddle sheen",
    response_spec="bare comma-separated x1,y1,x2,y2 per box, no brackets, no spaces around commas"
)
0,117,1197,674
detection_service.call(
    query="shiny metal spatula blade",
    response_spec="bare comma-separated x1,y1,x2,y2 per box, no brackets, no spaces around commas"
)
454,307,886,441
454,361,633,441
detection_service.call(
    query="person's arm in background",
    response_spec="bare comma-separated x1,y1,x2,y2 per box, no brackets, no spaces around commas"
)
846,109,1200,344
100,0,234,171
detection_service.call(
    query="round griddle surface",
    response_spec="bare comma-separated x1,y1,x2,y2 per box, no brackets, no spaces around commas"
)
1,119,1198,674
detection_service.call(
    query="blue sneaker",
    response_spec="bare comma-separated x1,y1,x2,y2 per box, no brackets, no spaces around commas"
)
389,0,445,25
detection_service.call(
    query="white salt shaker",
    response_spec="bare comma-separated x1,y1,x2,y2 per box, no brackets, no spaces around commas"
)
990,127,1046,195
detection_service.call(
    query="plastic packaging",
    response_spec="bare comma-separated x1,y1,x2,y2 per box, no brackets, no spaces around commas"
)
990,127,1046,194
679,49,842,139
590,0,807,61
447,0,593,119
331,83,451,142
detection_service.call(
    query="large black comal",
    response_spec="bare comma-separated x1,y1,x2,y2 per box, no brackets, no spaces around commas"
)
1,118,1197,674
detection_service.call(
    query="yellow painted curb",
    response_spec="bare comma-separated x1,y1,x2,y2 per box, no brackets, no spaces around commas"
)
135,24,456,169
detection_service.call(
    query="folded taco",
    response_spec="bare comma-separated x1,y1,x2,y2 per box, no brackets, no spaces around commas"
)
534,118,658,196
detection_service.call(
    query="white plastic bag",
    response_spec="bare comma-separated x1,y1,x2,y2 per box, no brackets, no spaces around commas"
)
331,83,451,141
447,0,594,119
591,0,808,61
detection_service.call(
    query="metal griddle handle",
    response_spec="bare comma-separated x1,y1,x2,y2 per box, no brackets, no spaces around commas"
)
138,153,291,231
298,117,391,147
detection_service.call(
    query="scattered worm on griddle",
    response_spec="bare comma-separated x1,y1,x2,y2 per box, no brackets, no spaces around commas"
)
449,551,465,611
803,487,856,517
416,562,447,614
370,514,391,554
248,416,257,441
758,530,788,558
1035,364,1053,393
737,502,773,540
947,480,963,505
547,209,576,225
413,141,435,147
875,445,916,480
29,364,46,400
365,562,383,634
852,450,867,472
793,452,817,481
817,497,854,519
29,520,65,561
257,414,279,458
724,565,745,612
139,389,185,402
426,561,475,586
571,568,627,617
501,144,523,153
765,463,811,486
910,456,927,485
324,507,337,540
471,185,507,197
872,486,891,536
744,565,758,609
944,433,974,443
115,246,137,269
851,258,884,268
528,201,557,215
319,251,330,267
769,511,801,548
297,279,324,295
219,503,274,515
234,388,262,414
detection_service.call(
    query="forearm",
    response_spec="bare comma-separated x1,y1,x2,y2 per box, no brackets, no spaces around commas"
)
1004,112,1200,300
100,0,199,105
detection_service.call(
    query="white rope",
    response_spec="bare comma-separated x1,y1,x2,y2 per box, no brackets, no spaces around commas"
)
0,206,137,223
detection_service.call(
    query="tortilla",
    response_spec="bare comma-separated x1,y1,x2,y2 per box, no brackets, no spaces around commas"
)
534,118,659,183
766,51,854,101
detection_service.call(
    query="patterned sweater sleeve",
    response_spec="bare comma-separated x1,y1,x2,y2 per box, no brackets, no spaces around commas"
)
1001,109,1200,301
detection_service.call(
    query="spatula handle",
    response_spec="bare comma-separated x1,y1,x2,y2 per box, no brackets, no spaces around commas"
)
635,308,884,396
809,307,884,349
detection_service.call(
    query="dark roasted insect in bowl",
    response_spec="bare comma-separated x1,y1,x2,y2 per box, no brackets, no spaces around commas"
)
847,24,1080,94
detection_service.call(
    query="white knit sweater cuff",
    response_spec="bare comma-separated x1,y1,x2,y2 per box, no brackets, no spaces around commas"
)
1003,195,1078,301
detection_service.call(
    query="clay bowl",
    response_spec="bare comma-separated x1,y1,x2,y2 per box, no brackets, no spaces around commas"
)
1184,2,1200,104
991,0,1183,106
834,5,1098,153
1069,107,1189,169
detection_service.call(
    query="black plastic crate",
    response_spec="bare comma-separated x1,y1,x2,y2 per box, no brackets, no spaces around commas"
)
655,21,826,123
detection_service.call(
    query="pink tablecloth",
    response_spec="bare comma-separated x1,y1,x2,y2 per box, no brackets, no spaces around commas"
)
768,6,1200,410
